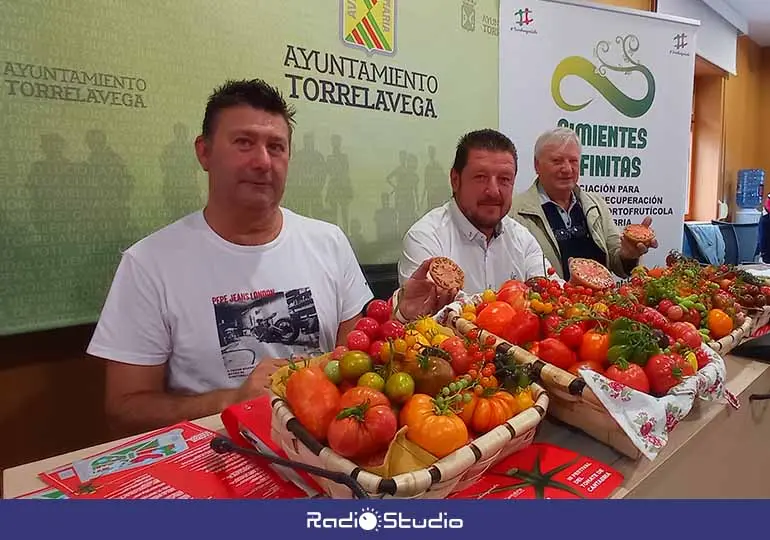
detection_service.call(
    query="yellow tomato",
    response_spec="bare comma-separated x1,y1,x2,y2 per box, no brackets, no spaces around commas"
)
565,306,583,319
515,388,534,411
684,351,698,373
481,289,497,303
593,302,608,315
393,338,408,355
413,316,438,337
462,303,476,314
431,333,449,347
405,330,430,348
462,312,477,322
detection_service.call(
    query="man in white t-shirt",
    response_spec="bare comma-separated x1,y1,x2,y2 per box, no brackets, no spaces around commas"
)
398,129,556,294
87,79,381,434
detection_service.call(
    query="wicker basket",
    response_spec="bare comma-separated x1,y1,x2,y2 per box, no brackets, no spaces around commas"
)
445,310,643,460
267,381,549,499
706,315,754,355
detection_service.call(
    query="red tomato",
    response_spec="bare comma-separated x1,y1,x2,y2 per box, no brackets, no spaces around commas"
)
355,317,381,340
669,322,702,349
642,307,668,331
694,348,710,370
536,338,576,370
496,284,529,311
687,308,701,328
346,330,371,352
327,387,398,459
439,336,472,374
541,314,563,339
378,320,405,341
567,360,604,377
605,363,650,394
440,336,466,355
557,324,584,351
657,299,675,314
452,352,473,375
645,353,693,396
476,301,489,314
475,301,516,338
285,365,341,442
579,331,610,365
368,339,385,360
504,309,540,345
667,305,684,321
366,300,391,324
331,345,349,360
339,386,390,409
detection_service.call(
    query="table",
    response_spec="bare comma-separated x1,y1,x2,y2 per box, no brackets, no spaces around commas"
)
4,355,770,499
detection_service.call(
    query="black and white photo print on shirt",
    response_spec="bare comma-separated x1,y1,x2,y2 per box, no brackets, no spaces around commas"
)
212,288,321,379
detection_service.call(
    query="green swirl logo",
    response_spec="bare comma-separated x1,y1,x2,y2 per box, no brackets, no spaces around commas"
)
551,35,655,118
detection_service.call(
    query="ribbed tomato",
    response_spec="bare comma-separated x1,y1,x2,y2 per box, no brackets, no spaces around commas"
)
285,365,341,443
399,394,468,458
475,301,516,338
459,390,519,434
327,387,397,460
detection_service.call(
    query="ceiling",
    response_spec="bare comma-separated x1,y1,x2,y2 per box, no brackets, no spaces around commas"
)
723,0,770,46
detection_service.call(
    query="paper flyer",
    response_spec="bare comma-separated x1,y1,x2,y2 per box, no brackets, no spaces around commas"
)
449,443,623,499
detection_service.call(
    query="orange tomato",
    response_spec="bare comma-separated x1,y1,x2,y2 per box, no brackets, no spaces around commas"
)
647,267,665,279
459,390,519,434
579,331,610,366
707,308,733,339
285,365,341,443
399,394,468,458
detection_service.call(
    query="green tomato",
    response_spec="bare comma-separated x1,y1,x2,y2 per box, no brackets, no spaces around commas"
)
323,360,342,384
385,372,415,404
339,351,373,380
358,372,385,392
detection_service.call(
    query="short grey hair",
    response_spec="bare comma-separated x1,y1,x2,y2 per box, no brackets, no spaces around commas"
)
534,127,582,160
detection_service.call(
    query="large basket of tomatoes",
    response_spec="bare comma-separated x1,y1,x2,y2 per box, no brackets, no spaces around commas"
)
267,307,549,499
635,254,758,355
437,257,734,461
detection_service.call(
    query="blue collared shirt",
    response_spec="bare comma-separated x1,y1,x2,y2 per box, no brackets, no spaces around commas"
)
537,181,578,228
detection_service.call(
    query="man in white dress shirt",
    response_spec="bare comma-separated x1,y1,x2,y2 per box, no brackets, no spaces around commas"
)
398,129,556,295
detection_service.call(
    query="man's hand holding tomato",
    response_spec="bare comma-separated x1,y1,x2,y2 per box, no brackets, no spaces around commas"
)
396,258,459,322
231,357,289,405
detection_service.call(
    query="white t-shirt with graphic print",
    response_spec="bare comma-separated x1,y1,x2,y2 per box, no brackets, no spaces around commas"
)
87,208,373,395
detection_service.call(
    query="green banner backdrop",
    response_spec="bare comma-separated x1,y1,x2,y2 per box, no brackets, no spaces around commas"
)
0,0,500,335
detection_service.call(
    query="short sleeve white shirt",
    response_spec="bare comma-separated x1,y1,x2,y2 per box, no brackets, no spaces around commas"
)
87,208,373,395
398,199,556,293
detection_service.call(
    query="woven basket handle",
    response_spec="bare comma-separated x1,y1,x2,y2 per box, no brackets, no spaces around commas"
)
448,311,603,409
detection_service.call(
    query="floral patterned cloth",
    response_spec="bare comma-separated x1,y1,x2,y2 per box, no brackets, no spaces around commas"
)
433,291,738,461
579,344,730,460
